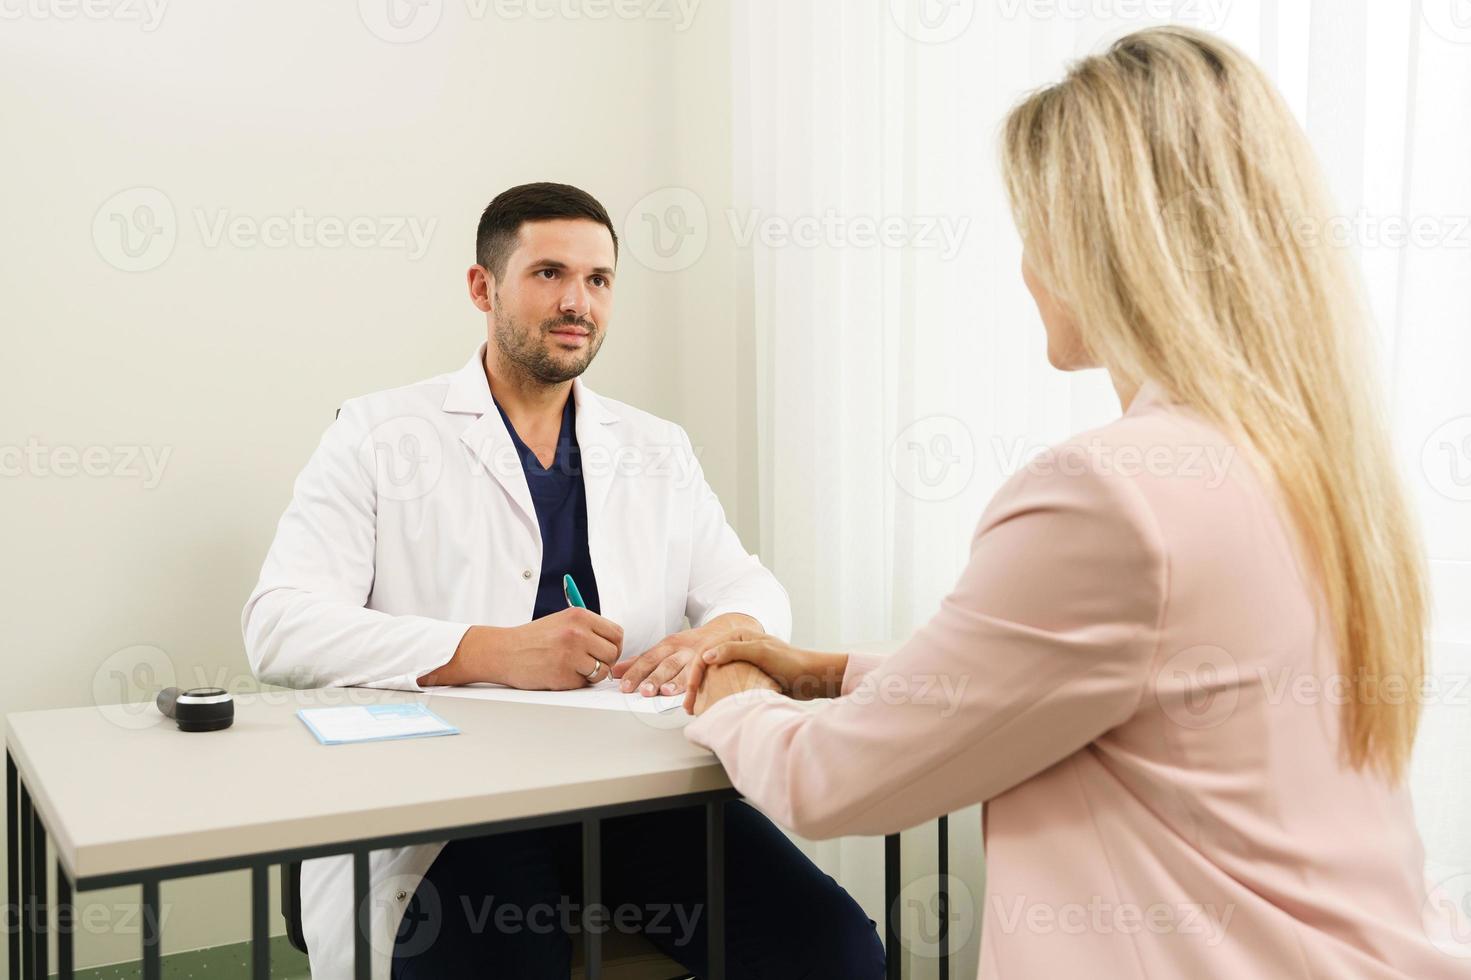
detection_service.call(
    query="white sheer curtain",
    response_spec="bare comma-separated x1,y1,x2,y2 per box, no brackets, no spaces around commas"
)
730,2,1470,974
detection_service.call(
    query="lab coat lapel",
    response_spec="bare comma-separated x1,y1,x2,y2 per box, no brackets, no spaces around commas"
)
572,378,618,529
572,378,622,622
442,345,537,529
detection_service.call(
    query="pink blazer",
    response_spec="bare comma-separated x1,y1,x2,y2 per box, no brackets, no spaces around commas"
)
685,382,1469,977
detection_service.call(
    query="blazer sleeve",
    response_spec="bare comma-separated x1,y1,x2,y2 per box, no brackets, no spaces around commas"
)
240,401,472,692
678,425,793,641
683,462,1167,839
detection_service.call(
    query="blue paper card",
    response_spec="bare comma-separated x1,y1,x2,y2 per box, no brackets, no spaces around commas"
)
297,703,460,745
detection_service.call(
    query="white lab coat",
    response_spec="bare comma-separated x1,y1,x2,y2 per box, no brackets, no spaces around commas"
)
241,342,791,979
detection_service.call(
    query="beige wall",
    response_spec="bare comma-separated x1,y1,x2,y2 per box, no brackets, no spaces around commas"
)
1,1,743,969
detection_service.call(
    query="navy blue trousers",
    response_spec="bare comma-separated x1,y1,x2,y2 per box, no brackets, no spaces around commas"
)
390,801,885,979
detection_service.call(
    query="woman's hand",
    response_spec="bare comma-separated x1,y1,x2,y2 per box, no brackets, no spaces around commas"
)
688,661,782,715
682,633,849,713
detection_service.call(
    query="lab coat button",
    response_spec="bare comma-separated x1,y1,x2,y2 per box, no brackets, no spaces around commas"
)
396,890,407,902
521,568,533,580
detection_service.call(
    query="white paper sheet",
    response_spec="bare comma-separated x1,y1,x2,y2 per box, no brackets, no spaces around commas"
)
422,679,685,714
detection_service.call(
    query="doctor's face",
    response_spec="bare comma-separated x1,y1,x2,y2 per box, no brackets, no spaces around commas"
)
483,218,616,385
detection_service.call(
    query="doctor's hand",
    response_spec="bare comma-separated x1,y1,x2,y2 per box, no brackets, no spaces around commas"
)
681,635,849,713
610,613,762,698
470,612,620,685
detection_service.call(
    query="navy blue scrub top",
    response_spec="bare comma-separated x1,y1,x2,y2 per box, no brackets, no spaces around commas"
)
493,392,601,620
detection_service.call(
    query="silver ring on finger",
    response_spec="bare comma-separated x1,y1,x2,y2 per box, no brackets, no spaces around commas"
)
584,660,604,682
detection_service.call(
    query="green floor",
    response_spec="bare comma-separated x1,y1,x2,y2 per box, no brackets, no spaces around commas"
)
61,936,310,979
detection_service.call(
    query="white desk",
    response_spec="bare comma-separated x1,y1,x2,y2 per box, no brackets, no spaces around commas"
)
5,687,738,980
7,686,931,980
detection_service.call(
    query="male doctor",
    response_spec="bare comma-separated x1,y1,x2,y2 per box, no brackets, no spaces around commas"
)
241,183,883,979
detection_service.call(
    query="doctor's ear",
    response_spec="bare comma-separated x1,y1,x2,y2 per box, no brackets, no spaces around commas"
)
467,265,496,314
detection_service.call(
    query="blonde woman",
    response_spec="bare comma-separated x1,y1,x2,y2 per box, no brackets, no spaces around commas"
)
680,26,1469,978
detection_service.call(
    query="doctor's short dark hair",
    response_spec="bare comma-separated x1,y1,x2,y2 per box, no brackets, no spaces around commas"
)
475,182,619,281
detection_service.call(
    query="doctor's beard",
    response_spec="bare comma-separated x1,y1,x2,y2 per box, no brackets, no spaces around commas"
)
492,305,604,386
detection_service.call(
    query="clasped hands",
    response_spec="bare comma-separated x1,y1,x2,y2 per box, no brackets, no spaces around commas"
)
607,613,843,714
419,610,845,716
608,615,848,715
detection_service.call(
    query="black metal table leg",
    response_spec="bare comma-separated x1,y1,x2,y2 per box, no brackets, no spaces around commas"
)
353,849,370,980
141,879,161,980
57,859,74,980
6,752,19,980
252,863,269,980
0,782,751,980
885,832,900,980
583,816,602,980
706,800,725,980
939,815,949,979
20,785,32,980
32,808,46,980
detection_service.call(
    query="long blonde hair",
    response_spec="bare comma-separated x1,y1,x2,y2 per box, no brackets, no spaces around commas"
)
1000,26,1427,780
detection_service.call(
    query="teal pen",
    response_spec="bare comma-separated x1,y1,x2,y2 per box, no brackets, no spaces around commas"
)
565,574,607,685
562,573,587,609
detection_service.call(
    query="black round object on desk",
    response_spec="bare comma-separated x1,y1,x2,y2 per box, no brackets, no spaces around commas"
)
156,686,235,732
